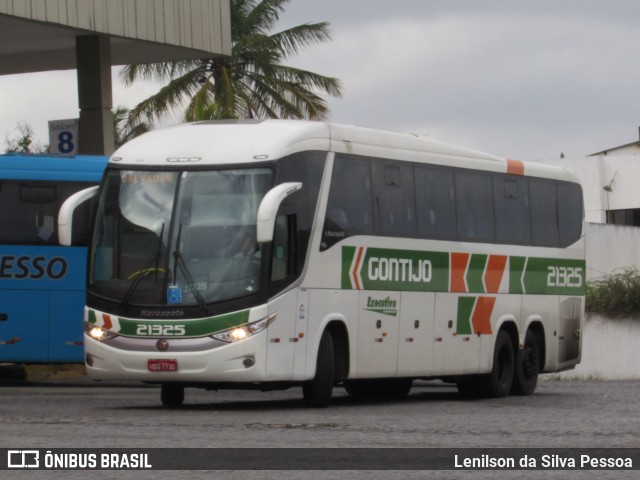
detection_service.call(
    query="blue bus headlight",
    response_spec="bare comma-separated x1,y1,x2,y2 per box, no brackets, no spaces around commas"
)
212,313,276,343
85,322,119,342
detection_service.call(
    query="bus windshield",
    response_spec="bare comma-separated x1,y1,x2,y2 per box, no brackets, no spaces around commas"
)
89,167,273,308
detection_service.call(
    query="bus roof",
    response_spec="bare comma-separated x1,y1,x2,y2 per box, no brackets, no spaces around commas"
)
110,120,578,183
0,153,108,181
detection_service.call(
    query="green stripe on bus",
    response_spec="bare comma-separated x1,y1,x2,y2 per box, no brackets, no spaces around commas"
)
117,310,250,337
466,254,487,293
456,297,475,335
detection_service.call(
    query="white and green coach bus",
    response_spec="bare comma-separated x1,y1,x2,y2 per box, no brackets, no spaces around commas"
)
59,120,584,407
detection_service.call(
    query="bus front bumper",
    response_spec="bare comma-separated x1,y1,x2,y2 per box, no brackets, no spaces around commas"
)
83,332,268,383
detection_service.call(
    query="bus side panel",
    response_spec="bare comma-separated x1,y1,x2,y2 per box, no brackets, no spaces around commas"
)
355,290,400,378
557,296,583,370
49,290,85,363
0,290,49,362
432,293,482,375
397,292,435,376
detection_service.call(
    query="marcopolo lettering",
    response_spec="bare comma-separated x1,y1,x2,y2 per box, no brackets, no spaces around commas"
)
368,256,432,283
0,255,68,280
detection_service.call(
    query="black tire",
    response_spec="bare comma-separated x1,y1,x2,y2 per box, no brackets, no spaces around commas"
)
160,384,185,407
303,330,335,408
477,330,515,398
511,330,539,395
456,376,482,398
344,378,412,399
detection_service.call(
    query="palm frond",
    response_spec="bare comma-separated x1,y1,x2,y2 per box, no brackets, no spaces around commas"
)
122,0,342,126
271,22,333,58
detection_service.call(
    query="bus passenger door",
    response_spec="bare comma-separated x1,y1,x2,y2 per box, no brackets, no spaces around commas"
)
292,288,309,379
266,289,297,381
355,291,400,377
49,290,85,362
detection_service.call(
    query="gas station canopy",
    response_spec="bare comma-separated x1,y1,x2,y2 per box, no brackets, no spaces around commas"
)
0,0,232,153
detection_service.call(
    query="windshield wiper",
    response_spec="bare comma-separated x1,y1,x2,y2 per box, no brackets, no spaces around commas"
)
119,223,165,313
172,224,208,314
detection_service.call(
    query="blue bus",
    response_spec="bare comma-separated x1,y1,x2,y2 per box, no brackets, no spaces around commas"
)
0,153,107,363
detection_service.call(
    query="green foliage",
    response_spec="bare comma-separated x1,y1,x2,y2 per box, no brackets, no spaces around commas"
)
113,106,150,148
122,0,342,128
586,268,640,316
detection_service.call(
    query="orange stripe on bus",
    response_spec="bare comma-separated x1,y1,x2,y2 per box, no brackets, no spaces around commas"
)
352,247,364,290
472,297,495,335
506,159,525,175
102,313,113,330
450,253,470,293
484,255,507,293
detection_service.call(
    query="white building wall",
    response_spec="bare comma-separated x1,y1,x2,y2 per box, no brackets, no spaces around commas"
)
585,222,640,280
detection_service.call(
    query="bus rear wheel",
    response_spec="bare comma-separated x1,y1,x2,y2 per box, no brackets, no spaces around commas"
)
511,330,539,395
302,330,335,408
161,384,185,407
478,330,514,398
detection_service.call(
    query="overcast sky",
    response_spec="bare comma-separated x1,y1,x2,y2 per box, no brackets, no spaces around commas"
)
2,0,640,161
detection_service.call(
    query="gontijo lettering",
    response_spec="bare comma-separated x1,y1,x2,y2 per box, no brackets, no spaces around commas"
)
0,255,68,280
368,256,432,283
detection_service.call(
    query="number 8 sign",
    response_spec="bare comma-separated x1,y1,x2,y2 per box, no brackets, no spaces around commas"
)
48,119,79,154
57,131,75,153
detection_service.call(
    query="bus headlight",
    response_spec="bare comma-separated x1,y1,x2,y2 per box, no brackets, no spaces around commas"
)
212,313,276,343
85,322,119,342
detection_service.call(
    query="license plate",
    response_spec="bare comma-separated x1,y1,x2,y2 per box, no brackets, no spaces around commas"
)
147,359,178,372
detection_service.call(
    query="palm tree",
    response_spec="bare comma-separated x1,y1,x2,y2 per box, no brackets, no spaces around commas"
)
122,0,342,128
113,106,151,148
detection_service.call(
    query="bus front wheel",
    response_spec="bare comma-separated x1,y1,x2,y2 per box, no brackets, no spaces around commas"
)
161,384,185,407
302,330,335,408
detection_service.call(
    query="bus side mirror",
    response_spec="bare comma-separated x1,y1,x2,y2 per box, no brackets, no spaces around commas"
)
58,186,99,246
256,182,302,243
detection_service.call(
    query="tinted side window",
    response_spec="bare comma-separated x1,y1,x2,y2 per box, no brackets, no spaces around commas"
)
371,160,416,237
455,171,495,242
275,151,326,275
321,154,373,250
494,177,531,244
415,165,456,240
558,182,583,247
0,180,95,245
530,180,559,247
